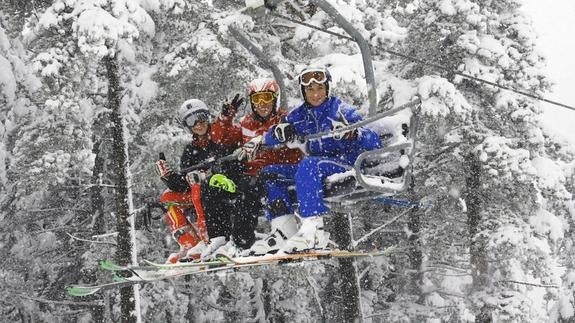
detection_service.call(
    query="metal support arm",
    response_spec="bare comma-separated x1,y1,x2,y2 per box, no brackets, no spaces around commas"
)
228,25,288,109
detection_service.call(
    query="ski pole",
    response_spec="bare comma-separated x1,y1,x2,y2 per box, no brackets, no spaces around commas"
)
179,152,239,174
372,197,432,209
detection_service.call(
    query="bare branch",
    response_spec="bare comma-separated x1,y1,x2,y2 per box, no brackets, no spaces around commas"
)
306,276,325,319
495,280,559,289
421,288,466,299
92,232,118,239
353,208,413,247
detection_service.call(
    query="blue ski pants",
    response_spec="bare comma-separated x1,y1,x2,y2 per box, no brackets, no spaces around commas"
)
261,156,351,219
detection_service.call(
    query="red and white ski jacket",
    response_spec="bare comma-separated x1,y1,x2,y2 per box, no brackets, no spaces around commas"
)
240,109,302,176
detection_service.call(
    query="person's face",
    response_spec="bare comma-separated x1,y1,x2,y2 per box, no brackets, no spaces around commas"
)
250,91,275,118
304,83,328,107
191,120,209,136
254,101,273,118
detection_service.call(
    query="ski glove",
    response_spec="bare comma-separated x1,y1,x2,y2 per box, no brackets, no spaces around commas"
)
241,135,263,161
155,159,172,178
186,170,209,185
342,129,359,140
273,123,296,143
331,116,358,140
232,147,246,161
221,93,244,117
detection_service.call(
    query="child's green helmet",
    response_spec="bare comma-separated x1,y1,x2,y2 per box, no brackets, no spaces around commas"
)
209,174,237,193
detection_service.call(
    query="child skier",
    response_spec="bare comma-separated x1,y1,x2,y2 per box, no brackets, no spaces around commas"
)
155,97,258,262
237,78,303,255
252,66,382,254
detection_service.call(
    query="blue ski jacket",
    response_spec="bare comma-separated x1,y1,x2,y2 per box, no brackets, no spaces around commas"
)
264,96,382,165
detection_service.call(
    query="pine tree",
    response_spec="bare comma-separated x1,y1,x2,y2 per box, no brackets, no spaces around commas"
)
394,0,573,321
1,0,572,321
11,0,184,320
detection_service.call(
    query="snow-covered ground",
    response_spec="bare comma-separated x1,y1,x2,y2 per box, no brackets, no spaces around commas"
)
522,0,575,147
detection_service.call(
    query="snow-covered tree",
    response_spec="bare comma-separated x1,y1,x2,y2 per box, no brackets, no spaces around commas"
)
0,0,573,321
6,0,183,321
390,0,573,321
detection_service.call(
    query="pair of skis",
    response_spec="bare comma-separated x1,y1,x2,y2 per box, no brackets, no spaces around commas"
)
66,248,393,297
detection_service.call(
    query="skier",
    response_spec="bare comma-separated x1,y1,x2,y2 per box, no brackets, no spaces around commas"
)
252,66,382,254
155,97,258,262
237,78,303,255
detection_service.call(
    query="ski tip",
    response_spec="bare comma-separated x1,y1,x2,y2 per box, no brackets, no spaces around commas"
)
112,273,130,282
214,253,232,261
99,259,123,271
67,285,100,297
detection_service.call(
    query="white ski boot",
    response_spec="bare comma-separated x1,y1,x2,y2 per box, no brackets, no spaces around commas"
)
200,236,227,260
213,240,242,258
184,240,207,260
249,214,298,255
166,250,185,264
281,216,330,253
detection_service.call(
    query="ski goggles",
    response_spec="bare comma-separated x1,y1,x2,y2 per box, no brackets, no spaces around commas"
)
184,111,210,128
299,70,328,86
250,91,275,105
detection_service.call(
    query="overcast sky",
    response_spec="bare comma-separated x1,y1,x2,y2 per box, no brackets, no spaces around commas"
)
522,0,575,147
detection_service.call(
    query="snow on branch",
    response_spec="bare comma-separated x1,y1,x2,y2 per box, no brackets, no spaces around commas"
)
66,232,117,245
495,279,559,289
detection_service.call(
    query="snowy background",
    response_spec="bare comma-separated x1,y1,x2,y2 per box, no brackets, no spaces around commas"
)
523,0,575,146
1,0,574,322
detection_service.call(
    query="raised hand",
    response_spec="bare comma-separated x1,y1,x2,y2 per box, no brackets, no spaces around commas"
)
221,93,244,117
155,152,172,178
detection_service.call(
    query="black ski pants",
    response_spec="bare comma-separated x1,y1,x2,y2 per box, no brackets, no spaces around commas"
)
201,176,262,249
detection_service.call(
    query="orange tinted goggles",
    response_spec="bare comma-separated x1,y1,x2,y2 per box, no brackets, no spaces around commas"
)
250,91,275,105
300,70,327,86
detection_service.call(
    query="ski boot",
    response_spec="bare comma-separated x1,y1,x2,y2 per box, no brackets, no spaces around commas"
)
200,236,228,260
249,214,298,255
281,215,330,253
163,204,203,264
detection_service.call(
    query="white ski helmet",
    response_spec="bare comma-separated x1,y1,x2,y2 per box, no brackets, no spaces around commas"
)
247,78,280,121
298,66,332,104
177,99,211,129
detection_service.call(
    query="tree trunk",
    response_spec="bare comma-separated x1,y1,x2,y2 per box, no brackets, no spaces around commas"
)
90,140,106,235
407,176,423,298
465,154,490,322
262,278,272,322
105,54,135,323
331,211,361,322
466,154,487,285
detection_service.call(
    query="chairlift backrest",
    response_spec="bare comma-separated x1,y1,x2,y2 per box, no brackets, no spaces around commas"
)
324,102,419,202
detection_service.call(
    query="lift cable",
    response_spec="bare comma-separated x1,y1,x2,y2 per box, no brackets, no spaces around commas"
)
269,11,575,112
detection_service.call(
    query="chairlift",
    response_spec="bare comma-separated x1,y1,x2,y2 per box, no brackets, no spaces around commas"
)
323,101,419,207
234,0,420,207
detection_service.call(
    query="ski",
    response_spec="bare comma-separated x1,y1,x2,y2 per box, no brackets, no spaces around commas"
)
217,248,395,265
142,258,227,269
98,258,226,273
68,249,394,297
97,258,232,284
67,261,263,297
